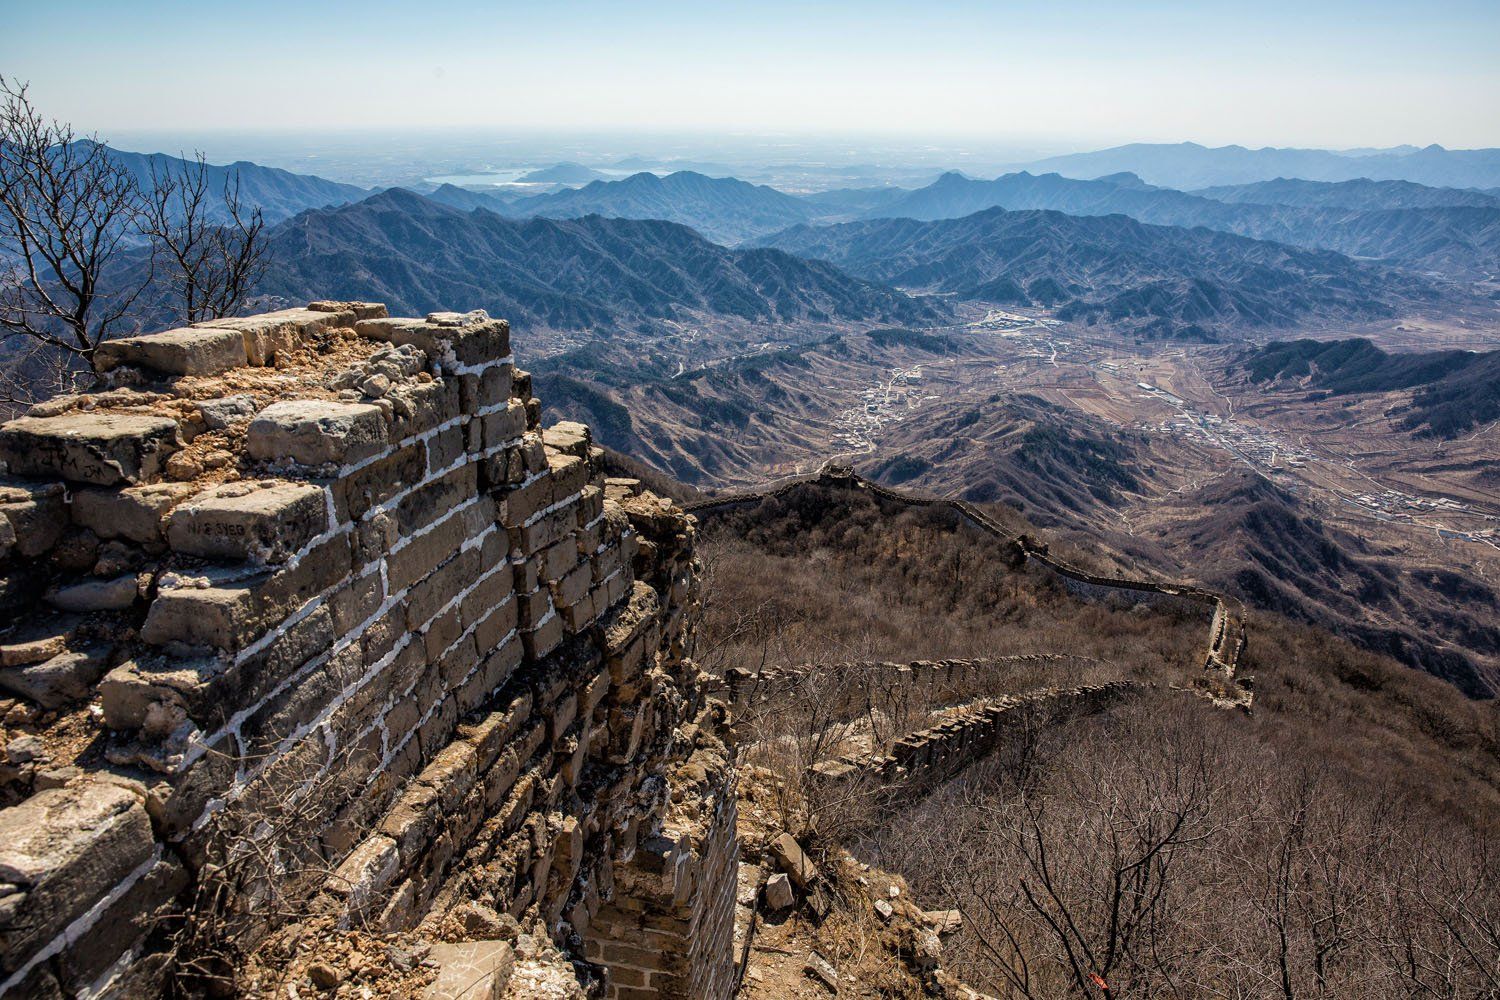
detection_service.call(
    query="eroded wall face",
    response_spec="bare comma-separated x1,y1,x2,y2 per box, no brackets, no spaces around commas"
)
0,304,737,999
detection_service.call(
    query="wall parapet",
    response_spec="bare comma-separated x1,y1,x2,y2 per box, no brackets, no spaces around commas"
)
0,305,734,998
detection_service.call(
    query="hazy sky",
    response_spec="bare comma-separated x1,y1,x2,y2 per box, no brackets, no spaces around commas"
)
5,0,1498,150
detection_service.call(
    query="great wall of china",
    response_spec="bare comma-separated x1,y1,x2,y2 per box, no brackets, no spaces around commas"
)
0,304,1250,998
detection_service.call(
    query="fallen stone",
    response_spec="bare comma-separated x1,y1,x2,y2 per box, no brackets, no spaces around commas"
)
45,575,139,613
72,482,196,544
770,832,821,890
5,736,44,764
1,645,113,709
0,412,181,486
805,951,839,993
94,327,246,376
0,780,155,971
166,481,327,563
194,395,259,430
247,400,387,467
926,909,963,936
763,872,795,910
307,961,342,991
421,941,515,1000
874,898,894,921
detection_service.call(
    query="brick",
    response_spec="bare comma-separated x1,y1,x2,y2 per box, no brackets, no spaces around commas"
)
551,562,592,609
522,613,564,660
396,464,477,536
499,473,552,526
389,379,457,441
327,834,399,920
547,453,588,498
483,401,527,450
422,941,514,1000
72,482,195,544
0,780,155,971
247,400,388,467
166,481,327,563
0,412,181,486
386,512,469,593
94,326,246,375
336,443,428,524
196,307,353,365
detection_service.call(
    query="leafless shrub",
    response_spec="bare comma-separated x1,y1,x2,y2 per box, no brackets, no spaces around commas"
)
0,77,268,397
142,152,267,326
167,733,384,998
870,701,1500,1000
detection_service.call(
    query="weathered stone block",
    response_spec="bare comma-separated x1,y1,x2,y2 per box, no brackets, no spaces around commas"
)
197,307,354,365
396,465,476,536
308,300,387,321
0,645,110,710
422,941,514,999
542,421,590,460
0,481,67,556
45,575,139,613
247,400,388,467
0,413,181,486
166,481,327,563
483,402,527,450
0,781,155,973
522,613,564,661
356,313,510,371
547,453,588,499
94,326,246,375
327,834,399,921
71,482,195,544
53,856,188,994
336,442,426,523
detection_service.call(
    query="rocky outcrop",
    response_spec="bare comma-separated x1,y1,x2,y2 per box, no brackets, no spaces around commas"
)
0,304,735,998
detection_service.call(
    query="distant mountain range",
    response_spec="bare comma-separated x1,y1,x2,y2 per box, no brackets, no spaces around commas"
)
494,170,817,244
256,188,943,333
1013,142,1500,190
757,207,1454,339
515,162,609,184
859,171,1500,277
95,143,369,223
1239,338,1500,437
1192,177,1500,210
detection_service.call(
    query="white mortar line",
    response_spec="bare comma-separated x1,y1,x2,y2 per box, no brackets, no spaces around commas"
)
0,845,164,998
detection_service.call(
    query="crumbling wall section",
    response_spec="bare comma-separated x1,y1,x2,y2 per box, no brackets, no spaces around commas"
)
0,304,737,999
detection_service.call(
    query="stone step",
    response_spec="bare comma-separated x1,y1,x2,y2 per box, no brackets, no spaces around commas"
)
165,480,328,563
94,327,247,376
0,412,182,486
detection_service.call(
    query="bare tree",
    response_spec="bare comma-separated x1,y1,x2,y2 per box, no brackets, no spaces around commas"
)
0,77,269,404
0,75,149,375
142,152,268,325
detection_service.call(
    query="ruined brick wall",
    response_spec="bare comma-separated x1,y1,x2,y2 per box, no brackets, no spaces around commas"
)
0,304,737,998
814,682,1147,788
723,654,1106,712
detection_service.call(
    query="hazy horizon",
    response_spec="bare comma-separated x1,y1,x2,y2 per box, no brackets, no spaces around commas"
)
5,0,1498,151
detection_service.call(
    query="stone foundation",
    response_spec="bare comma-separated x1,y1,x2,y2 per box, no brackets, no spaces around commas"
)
0,304,737,998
